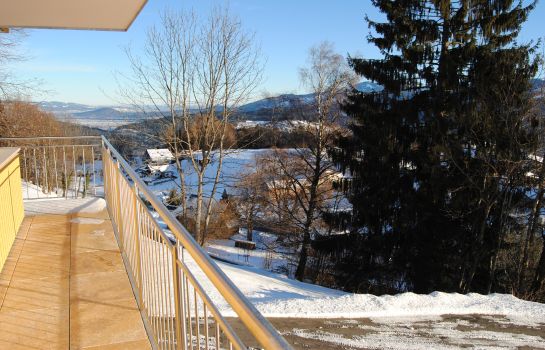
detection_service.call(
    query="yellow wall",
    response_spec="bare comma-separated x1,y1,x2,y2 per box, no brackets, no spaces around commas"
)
0,152,24,273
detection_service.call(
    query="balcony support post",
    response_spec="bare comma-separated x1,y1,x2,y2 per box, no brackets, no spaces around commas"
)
172,246,186,350
132,184,144,304
115,160,124,250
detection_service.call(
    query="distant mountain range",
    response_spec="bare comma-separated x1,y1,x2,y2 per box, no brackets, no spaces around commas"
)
36,81,383,115
237,82,384,113
34,79,543,130
34,101,98,115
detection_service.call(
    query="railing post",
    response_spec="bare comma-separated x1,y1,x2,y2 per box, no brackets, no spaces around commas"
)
115,160,124,250
172,245,186,350
132,184,144,301
101,142,107,202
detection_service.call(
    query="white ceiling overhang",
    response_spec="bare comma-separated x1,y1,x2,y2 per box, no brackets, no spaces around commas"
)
0,0,148,31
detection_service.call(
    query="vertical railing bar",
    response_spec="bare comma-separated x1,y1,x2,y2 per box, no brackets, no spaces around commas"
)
144,212,158,345
42,147,48,193
72,145,77,198
82,146,86,197
91,146,96,196
159,238,171,349
145,206,154,334
156,227,166,349
163,241,172,350
115,161,124,249
138,201,147,329
170,249,177,350
165,237,175,350
204,303,209,350
33,148,39,198
166,241,174,350
53,146,59,195
149,215,161,347
162,232,170,350
215,323,220,350
180,266,188,349
186,275,194,350
63,146,68,198
145,213,156,345
23,148,29,199
194,289,200,350
172,244,182,350
133,185,144,295
152,225,164,349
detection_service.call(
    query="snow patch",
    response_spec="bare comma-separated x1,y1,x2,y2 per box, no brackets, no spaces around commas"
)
182,255,545,326
75,198,107,213
70,217,104,224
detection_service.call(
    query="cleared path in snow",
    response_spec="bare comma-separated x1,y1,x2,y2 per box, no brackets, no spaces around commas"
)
227,315,545,350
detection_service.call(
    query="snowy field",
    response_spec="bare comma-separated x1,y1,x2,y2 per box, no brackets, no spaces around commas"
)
145,149,271,199
206,229,296,274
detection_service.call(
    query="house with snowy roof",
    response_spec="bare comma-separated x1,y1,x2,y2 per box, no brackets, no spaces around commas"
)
145,148,174,173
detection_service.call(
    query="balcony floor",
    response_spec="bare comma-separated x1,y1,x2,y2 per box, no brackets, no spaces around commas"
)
0,199,151,349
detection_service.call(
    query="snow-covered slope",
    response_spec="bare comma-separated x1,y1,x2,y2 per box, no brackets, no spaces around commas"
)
186,256,545,326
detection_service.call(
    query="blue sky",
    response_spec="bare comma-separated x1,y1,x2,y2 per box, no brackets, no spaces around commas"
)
10,0,545,106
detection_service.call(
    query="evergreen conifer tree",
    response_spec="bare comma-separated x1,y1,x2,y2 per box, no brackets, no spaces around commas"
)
330,0,540,294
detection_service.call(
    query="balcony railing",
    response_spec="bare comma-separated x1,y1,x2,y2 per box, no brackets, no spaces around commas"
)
0,136,102,200
0,135,291,349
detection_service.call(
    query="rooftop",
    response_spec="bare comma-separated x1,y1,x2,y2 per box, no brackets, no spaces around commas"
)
146,149,174,162
0,0,147,31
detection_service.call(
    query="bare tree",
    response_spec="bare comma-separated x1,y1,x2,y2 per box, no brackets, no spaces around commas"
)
120,6,263,245
274,42,356,281
119,9,197,220
0,30,40,101
183,7,262,245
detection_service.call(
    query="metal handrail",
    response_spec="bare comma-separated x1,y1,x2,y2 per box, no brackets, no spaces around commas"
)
101,136,292,350
0,136,101,141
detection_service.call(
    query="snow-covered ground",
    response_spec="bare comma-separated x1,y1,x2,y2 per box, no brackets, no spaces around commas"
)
24,197,107,216
196,228,545,348
21,159,103,200
187,256,545,326
281,316,545,349
188,255,545,349
22,181,59,199
145,149,271,199
206,229,296,274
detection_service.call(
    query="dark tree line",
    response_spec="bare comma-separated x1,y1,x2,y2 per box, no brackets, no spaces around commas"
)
316,0,545,300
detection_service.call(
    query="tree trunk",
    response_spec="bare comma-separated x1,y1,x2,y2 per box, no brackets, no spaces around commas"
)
518,162,545,291
195,171,204,244
531,235,545,294
487,190,512,294
460,203,492,293
246,217,253,241
295,146,322,281
295,228,311,281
